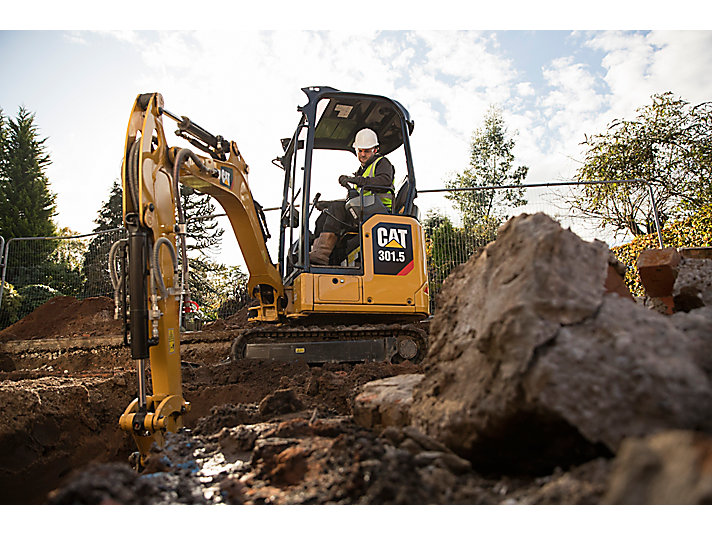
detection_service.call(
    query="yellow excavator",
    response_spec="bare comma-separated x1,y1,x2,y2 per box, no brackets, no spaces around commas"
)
115,87,429,467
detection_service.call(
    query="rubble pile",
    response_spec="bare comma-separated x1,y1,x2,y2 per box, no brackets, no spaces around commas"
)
410,213,712,476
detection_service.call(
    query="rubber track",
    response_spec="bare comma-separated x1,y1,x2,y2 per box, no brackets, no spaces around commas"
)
230,323,428,364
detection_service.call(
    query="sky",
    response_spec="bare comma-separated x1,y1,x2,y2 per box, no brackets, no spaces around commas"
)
2,3,712,266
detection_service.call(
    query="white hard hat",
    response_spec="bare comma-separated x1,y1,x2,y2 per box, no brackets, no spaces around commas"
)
353,128,379,150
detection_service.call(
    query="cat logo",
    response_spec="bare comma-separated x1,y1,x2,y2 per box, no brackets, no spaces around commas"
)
219,166,233,188
372,222,414,276
377,226,408,249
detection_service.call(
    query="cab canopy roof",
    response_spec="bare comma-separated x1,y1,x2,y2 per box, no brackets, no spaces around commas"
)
303,86,414,156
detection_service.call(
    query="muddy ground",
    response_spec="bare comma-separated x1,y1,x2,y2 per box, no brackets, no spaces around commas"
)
3,222,711,507
0,295,613,505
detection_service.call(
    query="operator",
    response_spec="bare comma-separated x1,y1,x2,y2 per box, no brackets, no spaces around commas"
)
309,128,395,265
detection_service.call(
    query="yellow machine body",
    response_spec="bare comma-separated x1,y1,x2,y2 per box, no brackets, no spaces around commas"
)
286,214,429,317
117,90,429,468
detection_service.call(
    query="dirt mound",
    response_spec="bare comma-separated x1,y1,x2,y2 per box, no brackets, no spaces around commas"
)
0,296,122,341
204,307,251,331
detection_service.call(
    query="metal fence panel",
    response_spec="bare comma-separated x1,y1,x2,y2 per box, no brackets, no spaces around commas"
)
0,228,126,329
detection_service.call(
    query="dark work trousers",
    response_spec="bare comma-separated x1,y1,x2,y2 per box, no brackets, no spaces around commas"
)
314,200,352,237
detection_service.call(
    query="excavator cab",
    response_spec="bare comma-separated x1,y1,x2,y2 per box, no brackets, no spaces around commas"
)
276,87,422,287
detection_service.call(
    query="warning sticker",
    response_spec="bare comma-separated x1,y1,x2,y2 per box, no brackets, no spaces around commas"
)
334,104,353,118
168,328,176,354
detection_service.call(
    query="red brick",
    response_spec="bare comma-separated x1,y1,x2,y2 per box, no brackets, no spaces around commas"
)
636,248,681,298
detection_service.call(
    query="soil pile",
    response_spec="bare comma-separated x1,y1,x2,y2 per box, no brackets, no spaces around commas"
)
411,213,712,476
0,296,122,341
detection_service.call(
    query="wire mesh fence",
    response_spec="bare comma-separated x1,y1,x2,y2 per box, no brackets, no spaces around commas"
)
0,228,254,331
0,228,127,329
0,181,671,329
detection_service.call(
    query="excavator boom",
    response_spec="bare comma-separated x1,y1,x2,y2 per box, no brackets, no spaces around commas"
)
116,93,284,467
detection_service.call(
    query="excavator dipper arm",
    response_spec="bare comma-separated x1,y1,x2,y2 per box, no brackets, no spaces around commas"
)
117,93,284,468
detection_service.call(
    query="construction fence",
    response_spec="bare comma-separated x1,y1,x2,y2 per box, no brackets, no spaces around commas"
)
0,181,666,328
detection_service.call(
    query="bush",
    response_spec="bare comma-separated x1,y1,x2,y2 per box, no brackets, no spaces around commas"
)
612,206,712,296
0,281,23,328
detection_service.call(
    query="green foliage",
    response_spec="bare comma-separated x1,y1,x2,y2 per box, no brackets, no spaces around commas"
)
424,210,489,299
0,282,22,328
180,185,224,256
17,284,59,317
187,260,248,321
83,181,125,298
0,107,57,238
93,180,123,231
612,205,712,296
47,228,87,296
572,92,712,236
446,106,528,230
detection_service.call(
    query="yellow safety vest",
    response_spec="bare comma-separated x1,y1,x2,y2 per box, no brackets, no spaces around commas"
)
360,156,393,210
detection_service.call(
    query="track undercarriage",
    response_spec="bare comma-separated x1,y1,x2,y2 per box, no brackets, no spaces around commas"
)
230,321,429,364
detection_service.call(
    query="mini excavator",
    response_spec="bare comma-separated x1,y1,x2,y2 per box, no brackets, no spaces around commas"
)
114,87,429,467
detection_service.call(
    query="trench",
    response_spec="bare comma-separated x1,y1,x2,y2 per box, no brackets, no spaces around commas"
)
0,335,416,504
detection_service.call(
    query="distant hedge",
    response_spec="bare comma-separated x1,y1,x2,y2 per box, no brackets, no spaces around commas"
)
612,206,712,296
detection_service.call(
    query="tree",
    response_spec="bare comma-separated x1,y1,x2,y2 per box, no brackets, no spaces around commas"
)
93,179,123,231
0,107,66,307
0,107,57,238
180,185,224,255
446,106,528,238
82,180,124,297
571,92,712,237
423,210,485,307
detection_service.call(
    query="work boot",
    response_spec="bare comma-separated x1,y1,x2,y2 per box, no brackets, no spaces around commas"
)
309,232,338,265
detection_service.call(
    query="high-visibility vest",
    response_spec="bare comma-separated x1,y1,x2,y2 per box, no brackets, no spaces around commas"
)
359,156,393,210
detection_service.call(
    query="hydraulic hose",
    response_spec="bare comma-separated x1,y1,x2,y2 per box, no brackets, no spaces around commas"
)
127,139,141,212
152,236,179,300
108,238,129,319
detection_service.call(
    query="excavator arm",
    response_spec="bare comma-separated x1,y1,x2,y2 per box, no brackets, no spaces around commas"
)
116,93,284,467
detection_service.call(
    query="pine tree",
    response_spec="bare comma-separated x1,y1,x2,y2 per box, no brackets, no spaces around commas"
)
94,180,123,231
0,107,60,294
0,107,56,238
82,179,125,297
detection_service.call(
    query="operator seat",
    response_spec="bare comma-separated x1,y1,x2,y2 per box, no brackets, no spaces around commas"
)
393,175,416,216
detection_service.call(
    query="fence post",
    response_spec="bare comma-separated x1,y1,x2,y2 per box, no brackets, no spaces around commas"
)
646,181,665,249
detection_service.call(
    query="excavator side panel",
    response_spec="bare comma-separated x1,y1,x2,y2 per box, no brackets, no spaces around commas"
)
286,213,429,317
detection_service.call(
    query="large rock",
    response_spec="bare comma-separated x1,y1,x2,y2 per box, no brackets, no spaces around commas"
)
524,296,712,450
352,374,424,430
673,258,712,311
411,213,712,474
603,430,712,504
